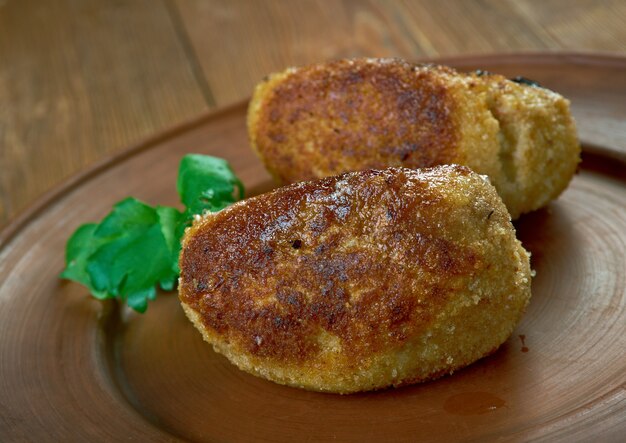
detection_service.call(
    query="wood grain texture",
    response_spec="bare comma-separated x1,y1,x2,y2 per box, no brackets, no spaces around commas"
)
0,55,624,442
0,0,209,227
175,0,626,106
514,0,626,51
2,0,626,229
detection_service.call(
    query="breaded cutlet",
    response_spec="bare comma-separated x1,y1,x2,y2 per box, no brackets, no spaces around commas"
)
247,58,580,219
179,165,532,393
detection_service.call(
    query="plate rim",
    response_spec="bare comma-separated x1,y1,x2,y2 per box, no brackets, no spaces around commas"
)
2,51,626,250
1,51,625,441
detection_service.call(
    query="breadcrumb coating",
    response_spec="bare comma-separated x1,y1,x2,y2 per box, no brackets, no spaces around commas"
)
247,58,580,219
179,166,532,393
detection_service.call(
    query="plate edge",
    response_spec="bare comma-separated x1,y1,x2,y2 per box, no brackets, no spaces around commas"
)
2,51,625,250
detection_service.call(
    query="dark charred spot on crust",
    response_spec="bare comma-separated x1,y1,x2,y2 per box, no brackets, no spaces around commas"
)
510,76,541,88
269,108,280,122
448,164,473,176
196,281,207,291
314,244,327,255
254,59,460,183
179,168,483,364
268,132,286,143
346,71,363,84
386,207,395,220
395,142,420,163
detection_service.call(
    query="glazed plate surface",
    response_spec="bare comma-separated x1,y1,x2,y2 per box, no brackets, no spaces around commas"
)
0,54,624,442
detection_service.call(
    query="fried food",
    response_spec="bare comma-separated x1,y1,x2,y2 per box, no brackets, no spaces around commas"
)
247,58,580,219
178,165,532,393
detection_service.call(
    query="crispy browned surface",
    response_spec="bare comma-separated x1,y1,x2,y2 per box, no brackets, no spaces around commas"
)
249,60,463,181
179,166,532,393
247,58,580,219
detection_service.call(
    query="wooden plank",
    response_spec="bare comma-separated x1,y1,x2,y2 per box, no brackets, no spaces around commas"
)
513,0,626,51
167,1,528,106
0,0,209,227
392,0,558,55
176,0,626,109
4,0,626,229
173,0,424,106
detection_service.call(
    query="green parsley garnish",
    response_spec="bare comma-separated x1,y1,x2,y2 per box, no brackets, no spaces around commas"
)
60,154,244,313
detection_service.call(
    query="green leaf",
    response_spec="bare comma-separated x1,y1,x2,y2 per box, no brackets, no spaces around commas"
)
60,223,106,290
177,154,244,216
157,205,184,260
85,198,180,310
126,287,156,314
60,154,244,313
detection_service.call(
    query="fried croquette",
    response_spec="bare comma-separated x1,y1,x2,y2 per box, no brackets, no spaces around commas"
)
247,58,580,219
178,165,532,394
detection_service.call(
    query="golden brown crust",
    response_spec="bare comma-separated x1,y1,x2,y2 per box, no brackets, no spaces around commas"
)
247,58,580,219
248,59,464,183
179,166,532,393
475,71,581,215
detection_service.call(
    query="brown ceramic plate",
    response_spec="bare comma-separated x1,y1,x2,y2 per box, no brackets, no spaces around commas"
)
1,54,625,442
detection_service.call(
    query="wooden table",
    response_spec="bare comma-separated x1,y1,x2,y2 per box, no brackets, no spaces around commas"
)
1,0,625,228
